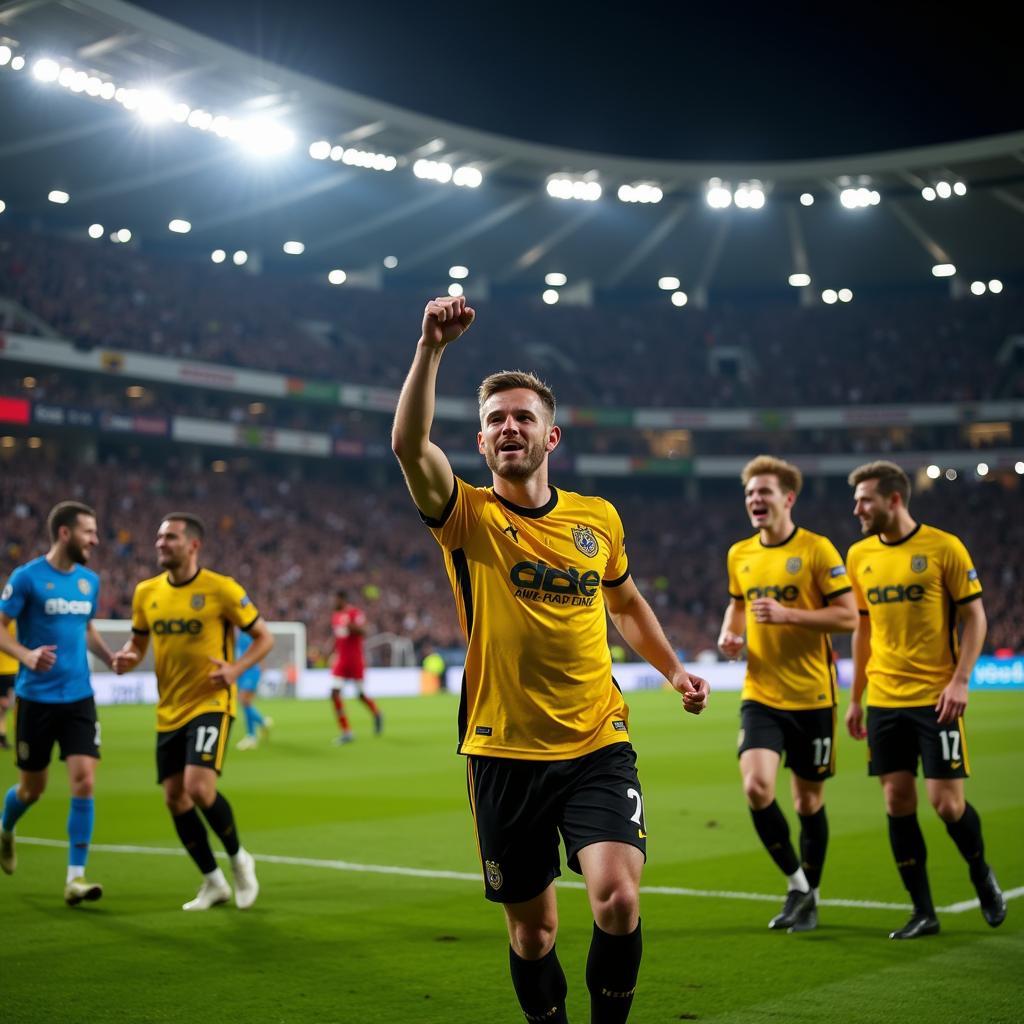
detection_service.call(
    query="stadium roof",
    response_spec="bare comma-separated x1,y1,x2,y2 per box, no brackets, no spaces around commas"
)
1,0,1023,302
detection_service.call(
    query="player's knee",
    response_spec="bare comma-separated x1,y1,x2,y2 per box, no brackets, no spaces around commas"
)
882,784,916,816
184,779,215,808
929,791,964,822
591,883,640,934
792,790,822,816
743,774,774,809
18,778,45,802
509,921,557,960
69,774,94,798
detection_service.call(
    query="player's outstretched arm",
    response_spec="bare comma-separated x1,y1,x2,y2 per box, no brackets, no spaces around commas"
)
605,578,709,715
392,296,475,521
718,599,745,659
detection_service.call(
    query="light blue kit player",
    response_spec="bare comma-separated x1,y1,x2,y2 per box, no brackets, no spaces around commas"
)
235,626,272,750
0,501,116,906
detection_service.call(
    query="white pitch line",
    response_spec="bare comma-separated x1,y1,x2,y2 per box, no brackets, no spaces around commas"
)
17,837,1021,914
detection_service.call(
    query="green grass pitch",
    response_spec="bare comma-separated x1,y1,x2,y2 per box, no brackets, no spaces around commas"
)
2,690,1021,1024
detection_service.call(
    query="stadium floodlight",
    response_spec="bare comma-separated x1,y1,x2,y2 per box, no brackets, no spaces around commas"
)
977,462,989,477
0,200,5,214
547,176,601,201
838,288,853,303
840,187,875,209
545,272,567,287
821,289,838,304
85,76,103,97
211,249,226,263
658,276,681,291
136,90,173,124
383,256,398,269
234,118,295,156
330,145,344,161
705,178,732,209
953,181,967,196
210,115,232,138
168,219,191,234
970,280,987,295
448,282,464,297
116,228,132,243
926,464,941,480
283,241,305,255
69,70,88,93
10,55,25,71
988,279,1003,294
945,468,958,481
328,269,347,285
799,192,814,206
170,103,190,123
31,58,60,82
342,147,398,172
48,190,70,204
1016,462,1024,475
0,45,12,67
448,265,469,280
734,181,765,210
788,273,811,287
542,288,560,305
921,186,936,201
931,263,956,277
618,183,663,204
58,66,75,88
88,223,104,239
671,291,688,307
232,250,248,266
453,166,483,188
414,158,454,184
99,81,115,100
935,180,952,199
309,140,332,160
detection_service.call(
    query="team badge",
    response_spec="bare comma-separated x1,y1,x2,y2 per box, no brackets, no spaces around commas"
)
77,578,91,595
572,525,599,558
911,555,928,573
485,860,503,891
1,583,11,601
786,557,802,575
191,594,206,610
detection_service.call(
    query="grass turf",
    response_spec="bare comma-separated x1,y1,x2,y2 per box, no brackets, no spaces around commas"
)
2,690,1021,1023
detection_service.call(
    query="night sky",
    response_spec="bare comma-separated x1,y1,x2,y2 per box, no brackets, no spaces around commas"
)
123,2,1023,160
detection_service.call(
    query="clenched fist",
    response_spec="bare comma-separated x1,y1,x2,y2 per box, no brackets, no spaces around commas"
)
421,295,476,349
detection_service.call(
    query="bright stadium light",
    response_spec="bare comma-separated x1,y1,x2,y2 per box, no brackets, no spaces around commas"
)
234,118,295,156
935,181,952,199
705,178,732,209
945,468,958,481
977,462,990,477
414,159,453,183
800,192,814,206
168,219,191,234
452,166,483,188
330,145,344,161
283,241,305,255
449,265,469,280
545,272,567,287
547,176,601,201
734,181,765,210
970,280,987,295
0,45,12,67
233,250,248,266
542,289,560,305
840,187,874,209
838,288,853,302
136,89,173,124
448,282,464,297
309,140,332,160
88,223,104,239
211,249,226,263
921,186,936,201
788,273,811,287
953,181,967,196
926,464,941,480
32,58,60,82
99,81,115,100
822,289,838,304
115,228,131,243
48,190,70,204
383,256,398,269
0,200,6,214
658,276,681,291
10,56,25,71
328,269,347,285
989,279,1004,293
932,263,956,277
343,147,398,172
618,183,663,204
671,291,688,307
1016,462,1024,475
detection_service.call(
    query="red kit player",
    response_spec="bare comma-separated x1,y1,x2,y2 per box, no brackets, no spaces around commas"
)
329,590,382,743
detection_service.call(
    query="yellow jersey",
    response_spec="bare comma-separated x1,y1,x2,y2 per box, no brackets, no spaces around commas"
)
424,477,632,760
0,620,18,675
847,524,983,707
130,568,260,731
727,527,851,710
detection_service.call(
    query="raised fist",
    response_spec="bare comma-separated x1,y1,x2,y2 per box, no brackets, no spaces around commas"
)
421,295,476,348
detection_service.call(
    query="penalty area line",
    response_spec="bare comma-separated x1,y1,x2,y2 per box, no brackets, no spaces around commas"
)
18,837,1021,915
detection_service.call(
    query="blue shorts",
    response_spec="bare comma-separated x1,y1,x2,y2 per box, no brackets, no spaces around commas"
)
237,672,260,693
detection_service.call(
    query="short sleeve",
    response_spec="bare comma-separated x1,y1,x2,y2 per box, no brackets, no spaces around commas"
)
601,500,630,588
0,568,28,621
420,477,487,552
847,546,868,614
942,535,983,605
726,544,743,601
130,585,150,634
813,537,852,601
220,576,261,629
89,576,100,620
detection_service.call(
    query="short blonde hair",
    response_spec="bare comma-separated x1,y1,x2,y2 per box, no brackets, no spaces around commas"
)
741,455,803,496
848,460,911,506
477,370,556,423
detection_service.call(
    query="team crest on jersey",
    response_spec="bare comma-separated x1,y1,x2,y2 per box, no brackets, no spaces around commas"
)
572,525,599,558
1,583,11,601
191,594,206,610
911,555,928,573
485,860,503,891
77,578,91,595
786,557,802,575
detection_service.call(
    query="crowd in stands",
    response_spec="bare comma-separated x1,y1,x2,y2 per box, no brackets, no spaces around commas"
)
2,451,1021,661
3,226,1023,411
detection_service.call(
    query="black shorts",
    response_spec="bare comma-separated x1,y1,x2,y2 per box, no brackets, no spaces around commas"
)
738,700,836,781
0,674,14,699
467,741,647,905
867,706,970,779
12,696,101,771
156,712,232,783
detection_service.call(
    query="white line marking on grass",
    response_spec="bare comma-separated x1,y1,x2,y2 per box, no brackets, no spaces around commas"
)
19,838,1021,914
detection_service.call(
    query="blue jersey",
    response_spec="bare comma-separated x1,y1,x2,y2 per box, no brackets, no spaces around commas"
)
0,556,99,703
235,628,260,690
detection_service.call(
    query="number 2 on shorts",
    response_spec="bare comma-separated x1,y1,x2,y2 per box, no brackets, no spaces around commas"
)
626,787,644,825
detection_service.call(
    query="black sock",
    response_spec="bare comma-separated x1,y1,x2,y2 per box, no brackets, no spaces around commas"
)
200,793,241,857
172,808,217,874
508,946,568,1024
945,802,990,884
887,813,934,914
798,806,829,890
586,920,642,1024
750,801,800,876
